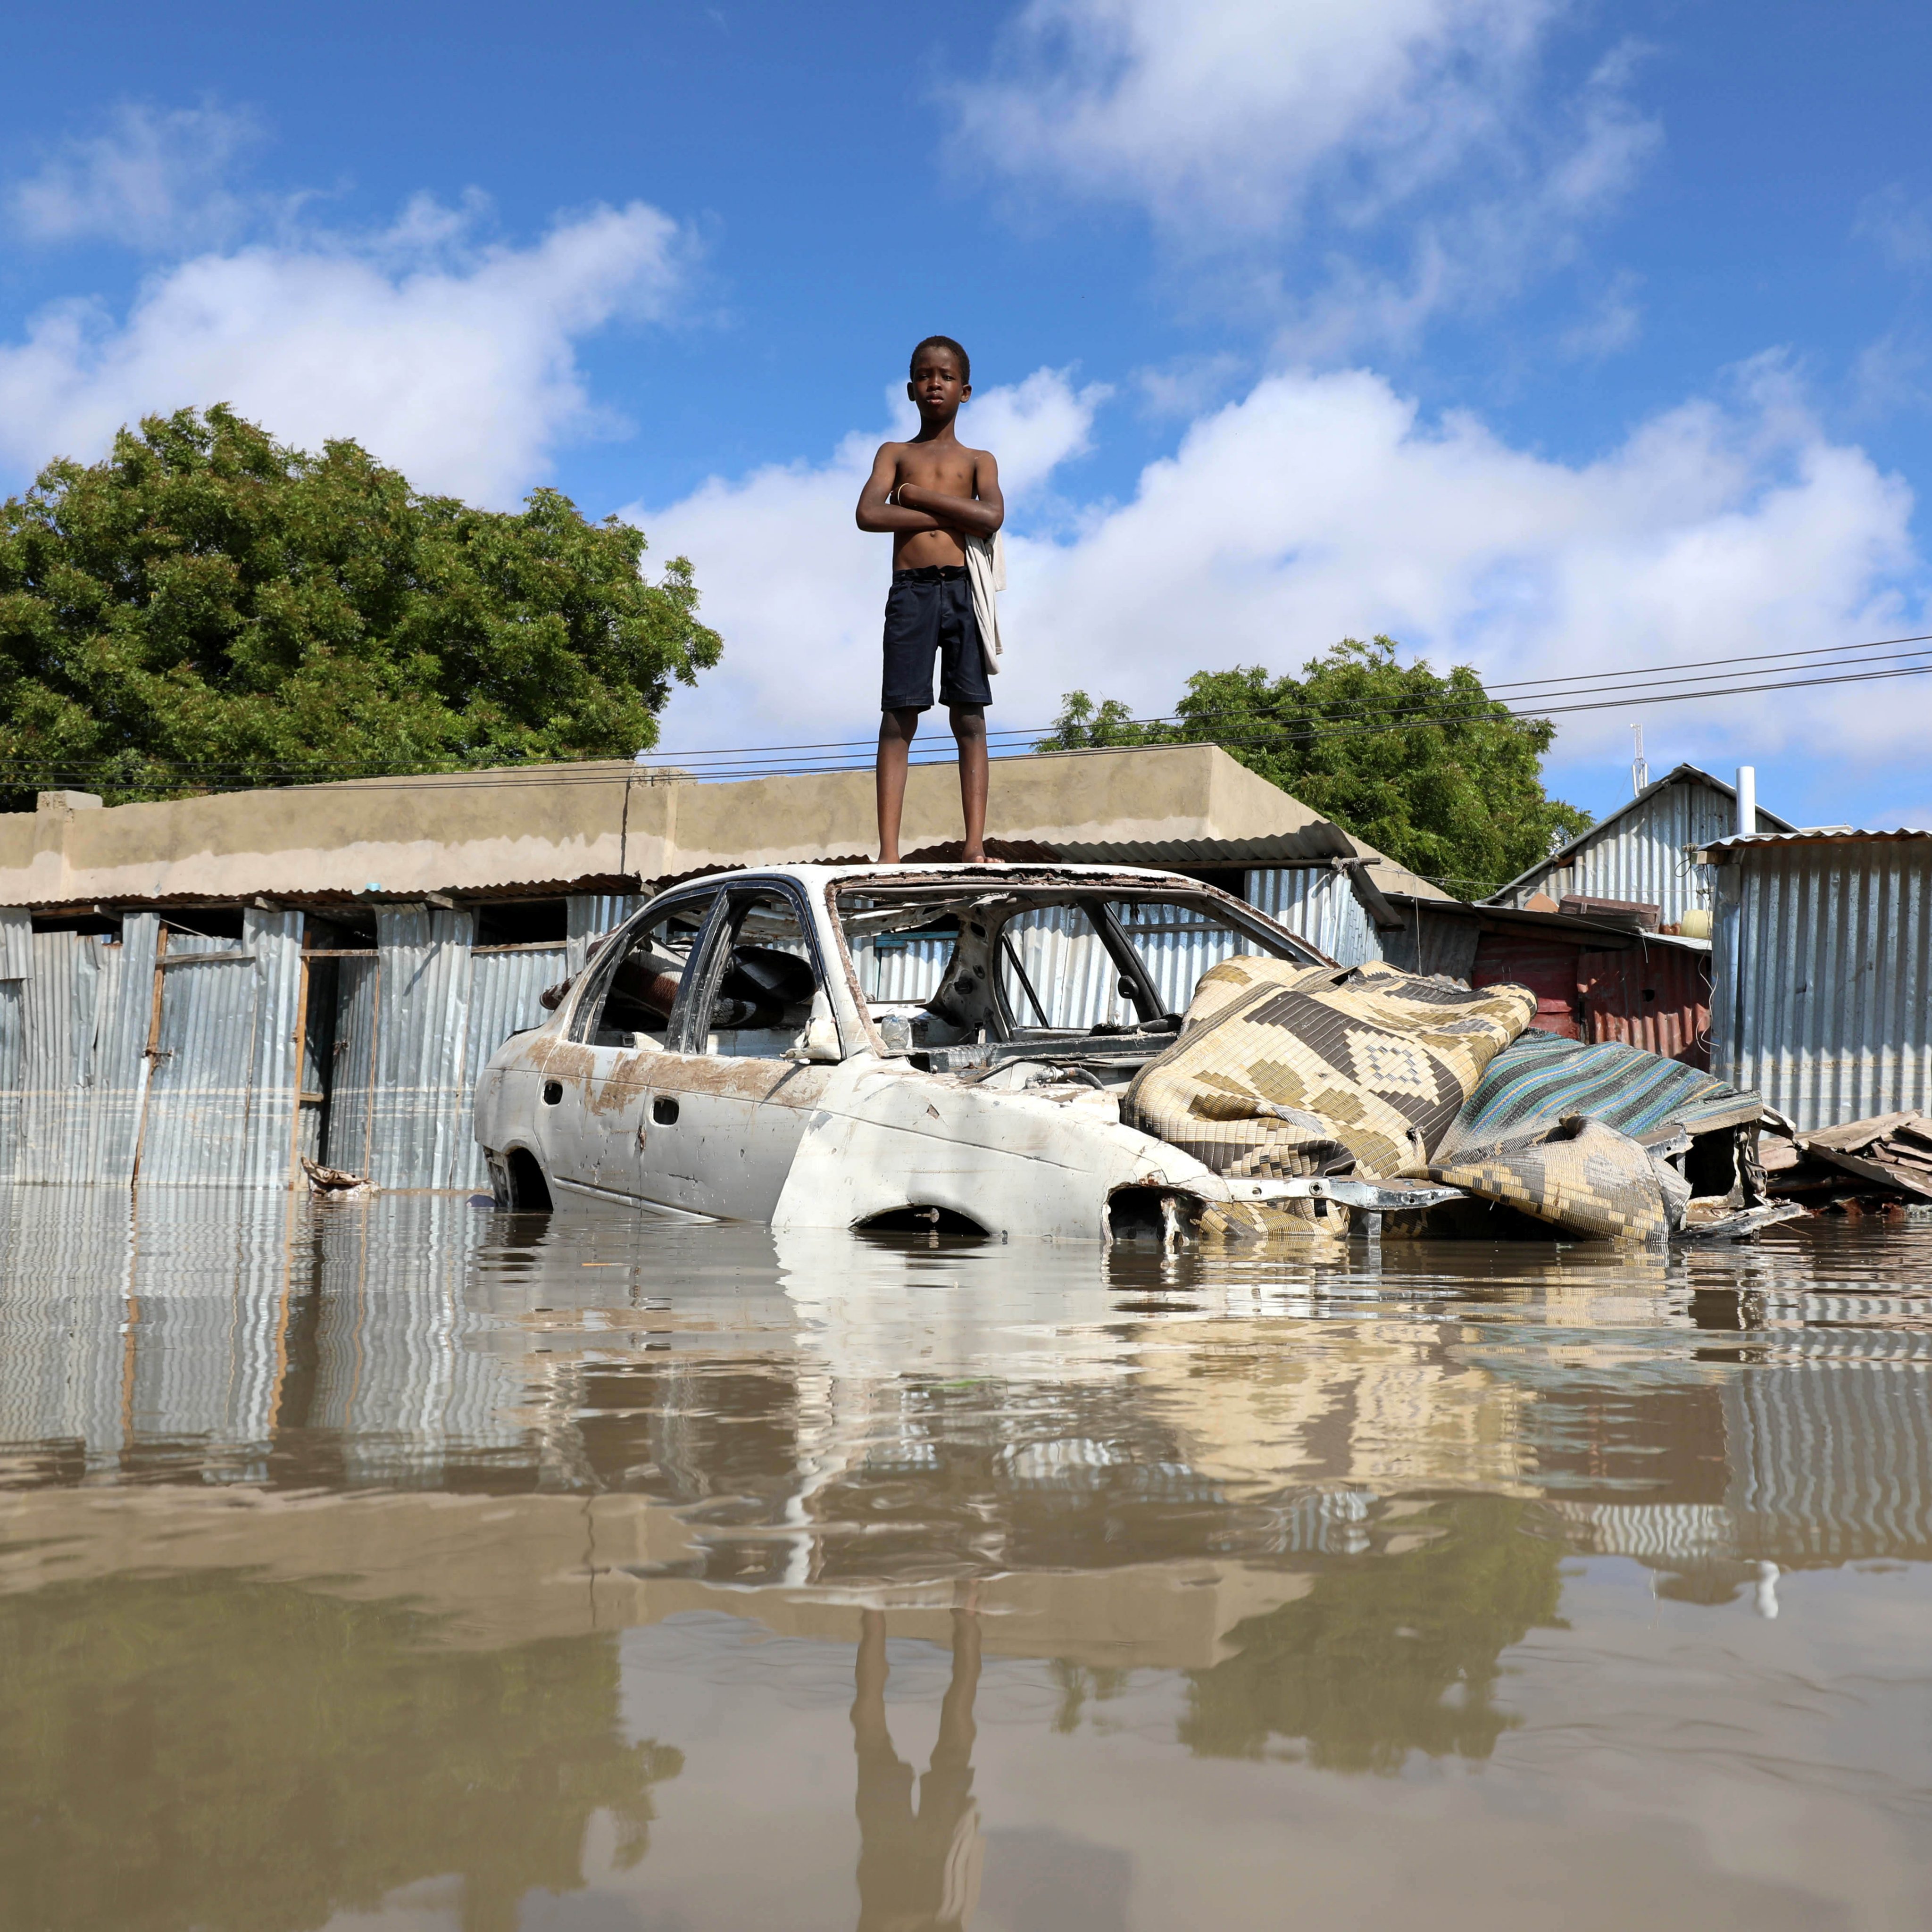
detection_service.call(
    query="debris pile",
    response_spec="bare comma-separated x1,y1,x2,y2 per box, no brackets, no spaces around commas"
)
1126,958,1790,1246
1761,1111,1932,1211
301,1156,376,1200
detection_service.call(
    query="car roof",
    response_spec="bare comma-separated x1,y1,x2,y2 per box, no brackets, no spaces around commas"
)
651,861,1224,894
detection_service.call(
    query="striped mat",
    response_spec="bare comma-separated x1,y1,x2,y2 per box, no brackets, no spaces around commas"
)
1434,1028,1760,1158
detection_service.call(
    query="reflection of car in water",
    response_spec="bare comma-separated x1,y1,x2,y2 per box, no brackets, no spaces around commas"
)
474,862,1413,1241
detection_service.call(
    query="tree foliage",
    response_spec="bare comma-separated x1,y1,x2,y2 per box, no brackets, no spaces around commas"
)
1180,1496,1565,1773
1039,638,1591,893
0,405,722,808
0,1571,682,1932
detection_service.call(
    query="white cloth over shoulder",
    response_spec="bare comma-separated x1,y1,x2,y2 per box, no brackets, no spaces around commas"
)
964,530,1005,677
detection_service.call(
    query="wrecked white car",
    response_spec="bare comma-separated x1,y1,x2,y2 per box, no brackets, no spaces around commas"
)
475,861,1786,1245
473,862,1455,1240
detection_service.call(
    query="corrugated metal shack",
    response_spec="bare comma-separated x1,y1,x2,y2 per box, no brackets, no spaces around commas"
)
0,748,1449,1190
1374,894,1715,1065
1706,829,1932,1131
1486,763,1794,925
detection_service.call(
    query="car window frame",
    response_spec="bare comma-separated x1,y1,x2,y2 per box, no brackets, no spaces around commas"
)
565,888,721,1045
989,896,1155,1037
668,877,842,1058
989,887,1322,1035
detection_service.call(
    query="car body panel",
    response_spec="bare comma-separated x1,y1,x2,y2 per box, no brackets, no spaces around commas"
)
475,861,1335,1238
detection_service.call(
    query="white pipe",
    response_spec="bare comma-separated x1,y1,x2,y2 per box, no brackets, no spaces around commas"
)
1736,766,1757,837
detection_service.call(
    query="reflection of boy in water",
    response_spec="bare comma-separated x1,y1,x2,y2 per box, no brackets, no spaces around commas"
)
851,1604,984,1932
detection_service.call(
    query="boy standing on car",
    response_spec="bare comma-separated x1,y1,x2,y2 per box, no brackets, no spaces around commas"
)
856,336,1004,864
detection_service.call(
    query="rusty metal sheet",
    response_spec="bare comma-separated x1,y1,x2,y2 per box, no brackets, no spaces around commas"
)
1469,933,1581,1037
1578,943,1712,1069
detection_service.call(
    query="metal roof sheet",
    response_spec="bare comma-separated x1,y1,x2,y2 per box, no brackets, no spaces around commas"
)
1704,827,1932,859
1485,763,1798,904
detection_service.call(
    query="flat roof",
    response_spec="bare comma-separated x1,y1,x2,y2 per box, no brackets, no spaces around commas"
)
0,745,1453,910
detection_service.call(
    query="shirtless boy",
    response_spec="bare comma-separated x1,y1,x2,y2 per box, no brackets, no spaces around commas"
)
856,336,1004,863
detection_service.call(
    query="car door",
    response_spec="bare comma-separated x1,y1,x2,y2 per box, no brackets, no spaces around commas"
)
611,882,846,1221
540,889,717,1201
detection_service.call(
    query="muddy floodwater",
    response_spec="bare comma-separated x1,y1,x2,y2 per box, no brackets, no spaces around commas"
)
3,1197,1932,1931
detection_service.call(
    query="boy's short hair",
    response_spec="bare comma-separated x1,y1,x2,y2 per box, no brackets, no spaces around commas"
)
910,335,970,384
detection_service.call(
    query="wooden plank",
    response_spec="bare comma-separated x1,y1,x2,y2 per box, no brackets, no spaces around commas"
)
1803,1145,1932,1199
1802,1111,1924,1151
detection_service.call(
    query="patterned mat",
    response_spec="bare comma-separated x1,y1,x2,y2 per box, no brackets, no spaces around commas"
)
1124,957,1535,1179
1435,1028,1760,1161
1426,1114,1691,1243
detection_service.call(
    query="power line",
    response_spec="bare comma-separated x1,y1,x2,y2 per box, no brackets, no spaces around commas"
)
20,632,1931,780
4,631,1931,791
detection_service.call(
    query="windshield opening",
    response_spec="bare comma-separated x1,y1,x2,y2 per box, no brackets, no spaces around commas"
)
833,880,1320,1057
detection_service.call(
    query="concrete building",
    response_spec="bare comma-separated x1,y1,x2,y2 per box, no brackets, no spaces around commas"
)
0,746,1448,1189
1485,763,1794,926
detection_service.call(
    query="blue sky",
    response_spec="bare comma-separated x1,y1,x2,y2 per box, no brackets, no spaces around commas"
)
5,1,1932,832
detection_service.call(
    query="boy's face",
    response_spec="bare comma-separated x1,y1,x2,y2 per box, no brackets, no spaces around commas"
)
908,350,969,421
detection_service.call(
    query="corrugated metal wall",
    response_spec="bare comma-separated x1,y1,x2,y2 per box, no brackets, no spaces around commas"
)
244,910,306,1185
1113,899,1252,1014
1495,779,1762,922
7,919,161,1185
1243,867,1383,966
456,944,569,1189
0,1189,523,1478
138,916,306,1187
367,906,476,1191
1578,942,1711,1066
1002,907,1136,1028
0,891,639,1192
851,933,956,1005
1712,838,1932,1130
328,956,380,1180
567,892,643,973
0,907,30,979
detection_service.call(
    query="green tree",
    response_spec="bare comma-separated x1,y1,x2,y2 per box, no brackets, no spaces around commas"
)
1179,1496,1566,1774
0,1571,683,1932
1039,638,1591,894
0,405,722,808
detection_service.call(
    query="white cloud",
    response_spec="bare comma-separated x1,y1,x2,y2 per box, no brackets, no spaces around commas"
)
1559,269,1643,360
954,2,1659,356
645,360,1920,771
1855,183,1932,271
9,103,264,250
956,0,1652,230
0,197,687,504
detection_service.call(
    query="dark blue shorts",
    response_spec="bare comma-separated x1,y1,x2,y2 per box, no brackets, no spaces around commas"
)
881,565,992,713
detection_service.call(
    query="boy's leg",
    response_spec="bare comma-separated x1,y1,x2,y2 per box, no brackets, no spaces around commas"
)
949,704,988,863
876,708,921,861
